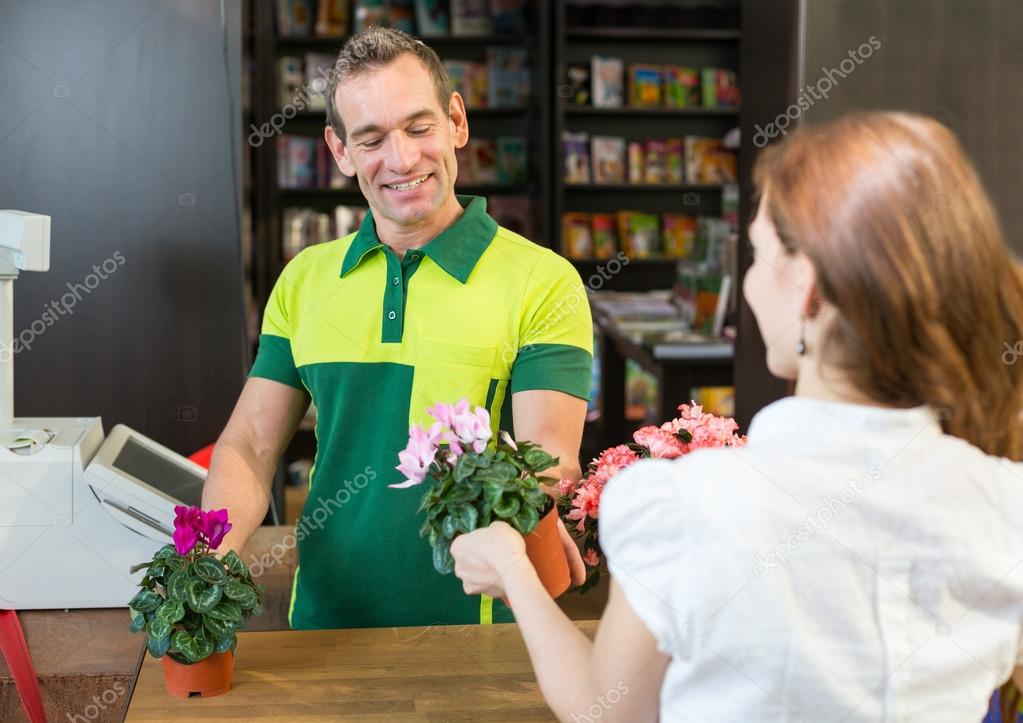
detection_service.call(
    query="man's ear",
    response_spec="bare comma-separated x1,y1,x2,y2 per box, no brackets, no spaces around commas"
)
448,92,469,150
324,125,356,177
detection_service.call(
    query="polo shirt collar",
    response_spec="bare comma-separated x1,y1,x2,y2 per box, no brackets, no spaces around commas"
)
339,195,497,284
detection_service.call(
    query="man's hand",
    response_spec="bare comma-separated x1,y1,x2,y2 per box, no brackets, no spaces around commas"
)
557,515,588,586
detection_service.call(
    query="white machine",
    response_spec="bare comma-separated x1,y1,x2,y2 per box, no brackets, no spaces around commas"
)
0,210,207,609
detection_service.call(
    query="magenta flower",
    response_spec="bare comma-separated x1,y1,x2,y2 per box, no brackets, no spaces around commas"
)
172,524,198,556
200,508,232,550
172,505,202,554
391,422,442,488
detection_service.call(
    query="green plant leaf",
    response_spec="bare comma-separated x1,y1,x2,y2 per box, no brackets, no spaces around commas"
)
155,599,186,624
171,630,201,663
193,629,214,661
493,495,521,519
128,589,162,613
153,544,176,560
523,448,557,472
482,481,503,506
186,579,223,613
164,556,186,572
221,550,248,577
147,619,172,641
432,540,454,575
223,578,253,601
203,614,234,640
448,502,477,533
511,505,540,535
147,630,171,658
453,453,476,482
214,635,234,654
129,608,146,633
207,599,243,623
474,461,517,484
192,556,228,585
166,569,189,601
524,488,548,509
440,514,457,540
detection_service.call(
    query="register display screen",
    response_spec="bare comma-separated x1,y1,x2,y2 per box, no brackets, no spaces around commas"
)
113,437,204,507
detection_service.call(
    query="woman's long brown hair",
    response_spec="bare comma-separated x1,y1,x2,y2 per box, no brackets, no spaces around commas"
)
754,112,1023,719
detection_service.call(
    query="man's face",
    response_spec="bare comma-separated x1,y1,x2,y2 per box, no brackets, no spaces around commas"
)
327,54,468,228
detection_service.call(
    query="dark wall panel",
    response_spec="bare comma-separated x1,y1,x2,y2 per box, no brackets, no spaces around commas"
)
0,0,245,455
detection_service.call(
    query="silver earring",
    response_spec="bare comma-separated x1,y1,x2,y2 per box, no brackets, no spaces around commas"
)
796,315,806,355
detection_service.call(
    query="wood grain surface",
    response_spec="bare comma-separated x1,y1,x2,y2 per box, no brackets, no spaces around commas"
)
127,620,599,722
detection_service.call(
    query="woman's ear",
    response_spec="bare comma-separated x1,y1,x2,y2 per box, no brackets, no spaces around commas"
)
324,125,356,177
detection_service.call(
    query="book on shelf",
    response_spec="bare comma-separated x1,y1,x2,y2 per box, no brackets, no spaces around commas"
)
487,195,534,240
617,211,660,259
591,136,626,185
489,0,528,34
666,138,684,184
303,53,335,111
591,213,618,259
662,214,696,258
564,63,590,106
562,212,593,259
277,137,317,189
628,64,662,108
354,0,387,31
591,56,624,108
276,0,314,37
387,0,416,32
663,65,700,108
415,0,450,36
701,68,740,109
486,46,530,108
452,0,493,35
496,136,527,185
643,139,668,184
315,0,349,35
562,131,591,184
277,56,305,107
627,142,643,184
473,138,498,184
684,136,738,184
282,205,368,261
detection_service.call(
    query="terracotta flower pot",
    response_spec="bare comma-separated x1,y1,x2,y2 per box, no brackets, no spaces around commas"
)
162,650,234,699
523,507,571,599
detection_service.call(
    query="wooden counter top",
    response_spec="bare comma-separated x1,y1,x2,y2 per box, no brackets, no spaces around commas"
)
127,620,598,722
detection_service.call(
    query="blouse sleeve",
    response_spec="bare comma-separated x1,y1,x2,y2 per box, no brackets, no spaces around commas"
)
599,458,695,653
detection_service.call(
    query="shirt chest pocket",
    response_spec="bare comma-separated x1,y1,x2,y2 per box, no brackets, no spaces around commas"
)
409,337,497,425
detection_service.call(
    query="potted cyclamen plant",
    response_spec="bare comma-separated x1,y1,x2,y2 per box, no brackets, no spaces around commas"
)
558,402,746,592
392,399,571,598
127,506,263,699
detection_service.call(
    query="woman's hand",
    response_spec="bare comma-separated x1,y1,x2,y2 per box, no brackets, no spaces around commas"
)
451,522,532,600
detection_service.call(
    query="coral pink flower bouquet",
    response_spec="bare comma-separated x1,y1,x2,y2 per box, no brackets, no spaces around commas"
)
557,402,746,591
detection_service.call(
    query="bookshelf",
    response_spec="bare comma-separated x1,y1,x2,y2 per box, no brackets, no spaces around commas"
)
551,0,742,292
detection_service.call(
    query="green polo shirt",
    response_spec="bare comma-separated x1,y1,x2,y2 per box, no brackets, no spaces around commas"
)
249,195,593,630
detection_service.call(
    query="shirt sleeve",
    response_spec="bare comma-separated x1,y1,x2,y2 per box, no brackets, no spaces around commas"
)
248,266,305,391
599,459,692,653
510,253,593,400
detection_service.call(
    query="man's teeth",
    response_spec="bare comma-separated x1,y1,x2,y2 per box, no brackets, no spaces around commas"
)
387,175,429,191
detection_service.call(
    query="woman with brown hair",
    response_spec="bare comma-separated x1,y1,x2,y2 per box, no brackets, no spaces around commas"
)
450,111,1023,722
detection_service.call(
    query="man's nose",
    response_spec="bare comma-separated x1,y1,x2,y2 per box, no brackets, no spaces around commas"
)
386,131,421,174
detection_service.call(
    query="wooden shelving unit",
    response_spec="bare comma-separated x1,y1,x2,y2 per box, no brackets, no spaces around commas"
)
551,0,742,293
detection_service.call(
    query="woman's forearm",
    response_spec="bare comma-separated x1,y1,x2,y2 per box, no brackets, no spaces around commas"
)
504,562,600,723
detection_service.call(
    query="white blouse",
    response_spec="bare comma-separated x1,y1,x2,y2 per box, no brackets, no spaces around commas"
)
600,396,1023,722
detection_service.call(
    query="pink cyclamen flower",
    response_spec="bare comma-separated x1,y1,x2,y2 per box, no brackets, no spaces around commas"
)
447,399,492,453
566,480,603,532
555,478,577,497
391,422,442,488
200,508,233,550
172,504,202,555
583,548,600,567
590,444,641,484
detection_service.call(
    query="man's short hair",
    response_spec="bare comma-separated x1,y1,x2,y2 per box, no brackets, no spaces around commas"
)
325,26,453,143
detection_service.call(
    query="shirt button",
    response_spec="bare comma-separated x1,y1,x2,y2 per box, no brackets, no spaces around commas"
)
392,276,399,285
388,310,396,320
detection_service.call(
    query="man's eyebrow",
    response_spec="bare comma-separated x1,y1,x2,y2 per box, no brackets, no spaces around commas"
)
349,109,439,140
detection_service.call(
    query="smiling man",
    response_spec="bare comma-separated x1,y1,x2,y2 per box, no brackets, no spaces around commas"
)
201,27,593,630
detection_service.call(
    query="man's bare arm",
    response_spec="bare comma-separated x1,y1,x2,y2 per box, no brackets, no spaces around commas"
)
201,377,309,554
512,388,587,484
